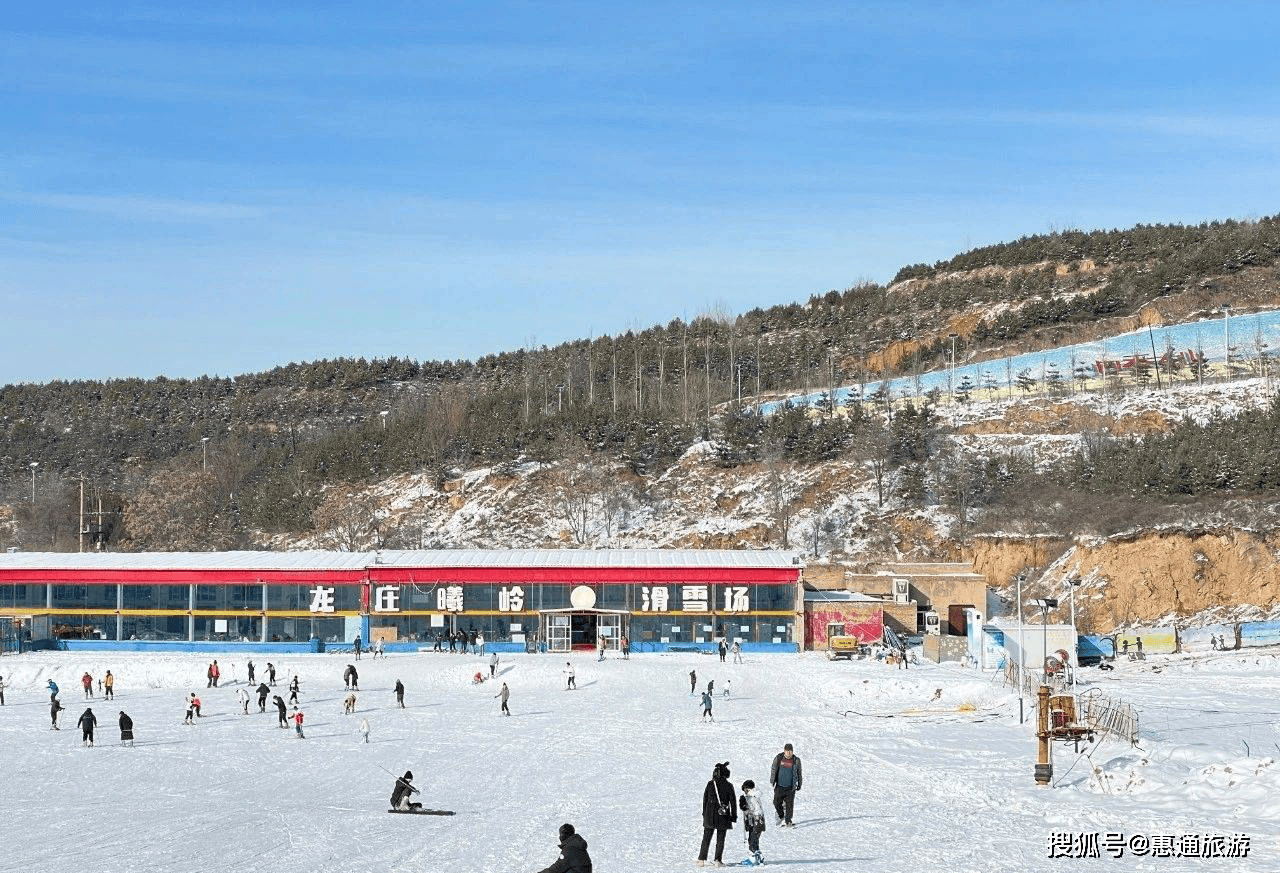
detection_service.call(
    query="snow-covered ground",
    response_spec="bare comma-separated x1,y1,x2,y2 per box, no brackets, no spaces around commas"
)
1,649,1275,872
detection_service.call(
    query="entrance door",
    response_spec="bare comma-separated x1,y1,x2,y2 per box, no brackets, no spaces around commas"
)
597,613,623,649
548,614,571,653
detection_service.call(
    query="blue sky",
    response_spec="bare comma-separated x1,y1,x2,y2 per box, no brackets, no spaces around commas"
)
3,2,1278,384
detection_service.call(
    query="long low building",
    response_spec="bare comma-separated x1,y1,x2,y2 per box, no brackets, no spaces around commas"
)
0,549,803,653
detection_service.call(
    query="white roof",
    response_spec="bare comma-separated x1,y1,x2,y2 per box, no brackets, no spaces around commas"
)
0,549,799,572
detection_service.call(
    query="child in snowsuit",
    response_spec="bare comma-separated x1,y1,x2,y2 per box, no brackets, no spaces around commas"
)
701,690,714,721
739,779,767,865
292,707,305,738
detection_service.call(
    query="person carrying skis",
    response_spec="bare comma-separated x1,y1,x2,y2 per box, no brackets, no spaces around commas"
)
274,694,288,728
103,670,115,699
535,823,592,873
495,682,510,716
701,689,714,722
77,707,97,746
292,707,305,738
118,710,134,746
738,779,767,865
390,771,422,811
256,682,270,712
564,663,576,690
288,675,300,705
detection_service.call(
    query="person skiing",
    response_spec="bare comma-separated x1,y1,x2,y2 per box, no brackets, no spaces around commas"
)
535,823,593,873
103,670,115,700
707,679,715,696
191,692,203,718
723,679,732,698
82,671,94,698
394,679,405,708
718,639,728,662
689,670,697,695
359,717,370,743
390,771,422,811
256,682,271,712
353,635,362,660
292,707,305,738
769,743,802,827
564,662,576,690
344,664,358,690
701,689,714,722
489,652,499,679
288,675,300,705
47,679,59,701
344,692,357,714
738,779,767,865
50,697,63,729
238,688,250,715
732,640,743,664
77,707,97,746
118,710,134,746
698,762,737,867
183,694,195,725
267,662,277,686
495,682,510,716
274,694,288,728
247,660,256,684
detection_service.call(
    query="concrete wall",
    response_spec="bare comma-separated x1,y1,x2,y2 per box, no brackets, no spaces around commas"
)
923,634,969,663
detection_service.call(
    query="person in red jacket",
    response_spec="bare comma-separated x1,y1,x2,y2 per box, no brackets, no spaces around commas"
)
82,672,94,699
292,707,305,739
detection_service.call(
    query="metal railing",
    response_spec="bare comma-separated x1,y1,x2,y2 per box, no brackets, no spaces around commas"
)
1078,689,1140,746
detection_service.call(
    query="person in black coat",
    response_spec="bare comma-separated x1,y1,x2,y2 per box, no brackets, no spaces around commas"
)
390,770,422,811
344,664,359,690
119,710,134,746
273,694,288,728
256,682,270,712
394,679,405,708
77,707,98,747
698,762,737,866
535,823,592,873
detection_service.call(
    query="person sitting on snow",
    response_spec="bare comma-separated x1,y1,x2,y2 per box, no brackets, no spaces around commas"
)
390,771,422,811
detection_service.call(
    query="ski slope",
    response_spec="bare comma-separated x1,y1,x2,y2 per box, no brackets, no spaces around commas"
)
0,649,1275,872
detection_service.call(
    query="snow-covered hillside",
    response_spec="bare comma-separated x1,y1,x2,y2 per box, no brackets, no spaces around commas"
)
1,648,1275,871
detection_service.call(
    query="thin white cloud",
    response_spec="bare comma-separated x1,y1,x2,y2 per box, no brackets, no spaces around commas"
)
2,191,266,222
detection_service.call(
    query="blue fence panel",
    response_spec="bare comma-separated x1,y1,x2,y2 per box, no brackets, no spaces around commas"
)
1078,634,1114,664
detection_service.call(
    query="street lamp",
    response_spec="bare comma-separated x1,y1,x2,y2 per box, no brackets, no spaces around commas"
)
1016,572,1025,627
29,461,38,502
1065,577,1082,686
1031,598,1058,682
201,437,210,471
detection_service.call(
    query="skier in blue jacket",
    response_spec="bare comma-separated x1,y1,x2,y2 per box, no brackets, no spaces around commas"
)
47,680,59,701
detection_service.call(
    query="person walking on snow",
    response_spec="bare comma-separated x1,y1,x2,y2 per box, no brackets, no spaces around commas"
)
496,682,510,716
247,660,255,684
190,693,203,718
210,660,220,687
104,670,115,700
394,679,405,708
256,682,270,712
82,671,94,698
564,663,576,690
698,762,737,867
738,779,767,865
274,695,288,728
267,662,277,686
77,707,97,746
353,635,362,660
535,823,593,873
50,697,63,729
489,652,499,678
732,640,743,664
374,637,384,659
701,689,714,722
292,707,305,738
718,639,727,662
288,676,300,705
769,743,802,827
206,662,214,688
689,670,697,695
118,711,134,746
237,688,249,715
596,637,605,661
621,634,630,660
476,632,485,655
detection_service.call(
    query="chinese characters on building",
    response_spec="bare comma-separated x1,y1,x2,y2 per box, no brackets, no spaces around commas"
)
309,583,756,614
639,585,750,613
